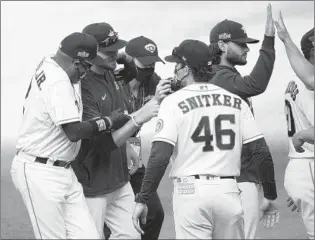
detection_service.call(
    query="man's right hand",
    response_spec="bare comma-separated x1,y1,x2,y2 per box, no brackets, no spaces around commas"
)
134,98,160,125
274,11,291,43
109,109,131,130
155,79,173,102
265,3,275,37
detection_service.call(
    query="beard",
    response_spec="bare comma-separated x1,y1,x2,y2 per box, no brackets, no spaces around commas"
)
226,48,247,66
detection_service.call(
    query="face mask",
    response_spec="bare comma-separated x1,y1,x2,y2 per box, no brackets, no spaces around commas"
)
136,67,155,82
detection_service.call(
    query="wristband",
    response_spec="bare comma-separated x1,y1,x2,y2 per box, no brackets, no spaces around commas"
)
131,116,141,128
89,116,112,135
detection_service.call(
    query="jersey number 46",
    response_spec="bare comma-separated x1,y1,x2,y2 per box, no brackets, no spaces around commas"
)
191,114,236,152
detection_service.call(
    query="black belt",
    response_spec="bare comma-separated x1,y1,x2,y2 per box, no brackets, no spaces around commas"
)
193,175,235,180
35,157,72,169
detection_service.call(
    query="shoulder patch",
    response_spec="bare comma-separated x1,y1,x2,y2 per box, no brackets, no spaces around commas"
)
155,119,164,133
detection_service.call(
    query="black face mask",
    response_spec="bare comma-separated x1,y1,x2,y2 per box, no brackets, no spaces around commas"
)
136,67,155,82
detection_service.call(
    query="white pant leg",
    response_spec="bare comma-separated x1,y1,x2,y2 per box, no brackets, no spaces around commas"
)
238,182,260,239
105,182,141,239
284,159,314,239
85,193,112,239
172,177,244,239
10,155,68,239
64,168,99,239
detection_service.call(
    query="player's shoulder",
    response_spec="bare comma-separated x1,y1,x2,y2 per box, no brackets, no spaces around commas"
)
37,56,71,88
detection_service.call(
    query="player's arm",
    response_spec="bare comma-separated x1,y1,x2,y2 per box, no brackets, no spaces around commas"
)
274,11,314,90
135,98,178,204
241,101,277,200
295,127,315,144
217,35,275,99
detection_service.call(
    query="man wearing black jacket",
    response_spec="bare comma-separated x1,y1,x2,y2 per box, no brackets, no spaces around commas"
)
71,23,161,239
208,4,279,239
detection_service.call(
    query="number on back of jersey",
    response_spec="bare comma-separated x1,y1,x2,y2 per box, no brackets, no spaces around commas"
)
191,114,236,152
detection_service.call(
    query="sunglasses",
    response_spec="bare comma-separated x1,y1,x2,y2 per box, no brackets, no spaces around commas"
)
99,31,119,48
172,47,189,66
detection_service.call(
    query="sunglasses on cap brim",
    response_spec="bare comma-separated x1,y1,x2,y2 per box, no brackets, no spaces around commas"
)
172,47,189,66
99,31,119,48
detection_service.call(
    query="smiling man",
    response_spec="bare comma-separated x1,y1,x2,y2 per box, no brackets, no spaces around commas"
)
208,4,279,239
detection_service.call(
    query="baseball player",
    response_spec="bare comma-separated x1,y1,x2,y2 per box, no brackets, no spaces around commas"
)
275,13,314,239
132,39,278,239
9,32,125,239
208,4,279,238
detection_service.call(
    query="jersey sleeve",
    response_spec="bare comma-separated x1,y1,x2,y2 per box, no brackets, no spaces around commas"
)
298,89,314,125
241,100,264,144
45,80,81,126
152,97,179,146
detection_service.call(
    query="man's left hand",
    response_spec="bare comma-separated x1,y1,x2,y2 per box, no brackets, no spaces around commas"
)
259,197,280,228
132,203,148,235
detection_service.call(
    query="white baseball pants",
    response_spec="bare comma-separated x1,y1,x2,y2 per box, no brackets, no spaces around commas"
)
85,182,141,239
172,176,244,239
238,182,260,239
284,158,314,239
10,151,99,239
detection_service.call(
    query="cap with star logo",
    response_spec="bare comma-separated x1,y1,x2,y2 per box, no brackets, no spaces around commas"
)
125,36,165,66
210,19,259,44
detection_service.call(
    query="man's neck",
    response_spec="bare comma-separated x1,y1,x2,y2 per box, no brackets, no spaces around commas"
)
219,59,235,68
129,78,141,90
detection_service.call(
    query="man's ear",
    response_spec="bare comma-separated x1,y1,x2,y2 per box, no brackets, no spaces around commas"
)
218,40,227,52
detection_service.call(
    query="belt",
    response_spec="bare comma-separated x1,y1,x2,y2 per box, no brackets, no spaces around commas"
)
193,175,235,180
35,157,72,169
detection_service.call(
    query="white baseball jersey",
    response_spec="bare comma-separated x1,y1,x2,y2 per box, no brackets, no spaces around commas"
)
152,83,263,178
16,56,83,161
284,80,314,159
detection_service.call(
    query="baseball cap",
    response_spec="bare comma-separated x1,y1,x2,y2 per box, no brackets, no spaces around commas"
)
164,39,213,68
59,32,104,66
82,22,127,52
301,28,314,56
125,36,165,65
210,19,259,44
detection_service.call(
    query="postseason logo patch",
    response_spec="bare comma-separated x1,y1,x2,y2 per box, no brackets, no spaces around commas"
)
96,119,107,131
155,119,164,133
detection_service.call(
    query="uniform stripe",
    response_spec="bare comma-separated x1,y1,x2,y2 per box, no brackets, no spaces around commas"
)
56,117,81,126
309,162,314,188
243,134,264,144
23,163,43,239
152,137,176,146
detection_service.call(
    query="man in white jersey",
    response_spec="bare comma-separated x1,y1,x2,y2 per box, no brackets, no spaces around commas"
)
10,32,135,239
132,40,278,239
281,37,314,240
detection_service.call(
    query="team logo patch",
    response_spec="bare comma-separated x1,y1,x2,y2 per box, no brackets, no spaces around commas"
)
144,43,156,53
218,33,231,40
77,51,90,58
155,119,164,133
241,26,247,35
96,119,107,131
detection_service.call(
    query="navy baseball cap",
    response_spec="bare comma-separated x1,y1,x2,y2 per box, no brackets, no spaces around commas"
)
125,36,165,65
164,39,213,68
59,32,104,66
82,22,127,52
301,28,314,56
210,19,259,44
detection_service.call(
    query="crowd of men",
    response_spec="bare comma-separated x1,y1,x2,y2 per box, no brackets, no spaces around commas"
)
10,3,314,239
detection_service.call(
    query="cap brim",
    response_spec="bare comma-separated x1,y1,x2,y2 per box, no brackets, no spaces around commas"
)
164,55,182,63
85,54,104,66
136,55,165,65
99,39,128,52
232,37,259,44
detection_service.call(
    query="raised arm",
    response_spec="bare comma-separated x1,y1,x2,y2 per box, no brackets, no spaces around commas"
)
274,11,314,90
